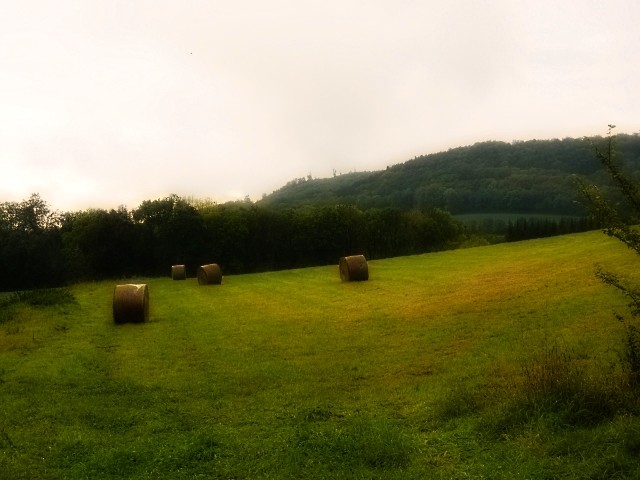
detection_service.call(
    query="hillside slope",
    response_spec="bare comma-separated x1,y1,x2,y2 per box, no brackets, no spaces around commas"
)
260,134,640,214
2,231,640,478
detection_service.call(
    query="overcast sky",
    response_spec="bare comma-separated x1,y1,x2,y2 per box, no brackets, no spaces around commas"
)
1,0,639,211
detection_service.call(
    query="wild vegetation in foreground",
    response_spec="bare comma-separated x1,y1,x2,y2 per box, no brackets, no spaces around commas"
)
1,231,640,479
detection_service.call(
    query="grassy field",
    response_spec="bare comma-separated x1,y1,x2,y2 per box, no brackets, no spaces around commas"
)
1,231,640,479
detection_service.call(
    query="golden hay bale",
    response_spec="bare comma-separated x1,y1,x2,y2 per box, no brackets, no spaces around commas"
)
197,263,222,285
339,255,369,282
112,284,149,324
171,264,187,280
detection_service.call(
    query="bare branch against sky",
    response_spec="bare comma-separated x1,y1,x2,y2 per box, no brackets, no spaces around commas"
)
1,0,639,211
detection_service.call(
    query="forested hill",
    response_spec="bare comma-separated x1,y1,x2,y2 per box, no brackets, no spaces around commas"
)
259,134,640,215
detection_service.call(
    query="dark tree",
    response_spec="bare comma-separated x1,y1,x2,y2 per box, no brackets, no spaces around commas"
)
133,194,205,275
0,194,66,290
61,207,139,279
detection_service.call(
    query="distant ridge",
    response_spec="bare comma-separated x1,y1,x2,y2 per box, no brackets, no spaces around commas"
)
259,134,640,215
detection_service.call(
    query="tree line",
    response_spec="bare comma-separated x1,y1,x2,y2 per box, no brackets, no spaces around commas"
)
504,216,599,242
261,134,640,215
0,194,464,291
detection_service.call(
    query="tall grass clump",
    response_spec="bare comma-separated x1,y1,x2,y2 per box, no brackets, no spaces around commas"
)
289,411,415,476
9,287,76,307
519,344,620,425
0,296,12,324
0,287,76,324
476,341,640,445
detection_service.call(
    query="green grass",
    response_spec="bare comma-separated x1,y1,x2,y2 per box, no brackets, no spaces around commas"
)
1,231,640,478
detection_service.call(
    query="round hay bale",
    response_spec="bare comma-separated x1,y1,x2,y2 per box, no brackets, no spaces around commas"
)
197,264,222,285
339,255,369,282
171,264,187,280
113,284,149,324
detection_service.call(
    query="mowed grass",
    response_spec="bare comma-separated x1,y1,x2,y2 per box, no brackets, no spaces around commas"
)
1,230,640,479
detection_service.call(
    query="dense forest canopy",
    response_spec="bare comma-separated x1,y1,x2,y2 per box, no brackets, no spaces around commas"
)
260,134,640,214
